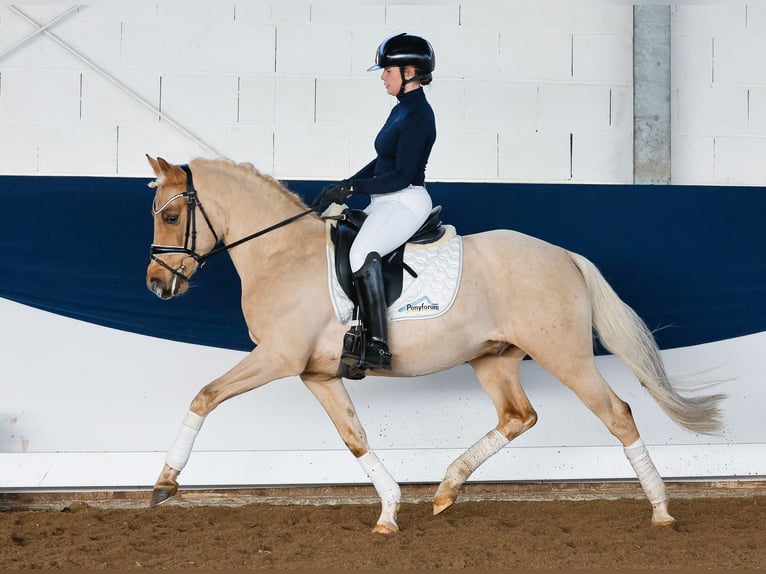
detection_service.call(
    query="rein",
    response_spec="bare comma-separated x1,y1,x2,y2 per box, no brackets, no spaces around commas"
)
150,164,328,285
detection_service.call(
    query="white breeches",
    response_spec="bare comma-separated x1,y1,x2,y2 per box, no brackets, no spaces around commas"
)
349,185,432,272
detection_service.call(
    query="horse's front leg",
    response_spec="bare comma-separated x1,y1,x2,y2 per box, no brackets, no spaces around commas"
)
301,373,400,534
150,346,301,507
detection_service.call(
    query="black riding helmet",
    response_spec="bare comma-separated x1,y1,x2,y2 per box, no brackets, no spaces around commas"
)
368,33,435,91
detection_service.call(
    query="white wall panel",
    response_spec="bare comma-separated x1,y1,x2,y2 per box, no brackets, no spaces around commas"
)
671,34,712,86
428,129,497,180
0,69,80,122
421,28,499,80
121,20,202,74
269,1,311,24
207,125,275,168
714,35,766,85
274,76,315,126
499,32,572,82
118,121,209,175
0,121,38,173
573,4,632,35
80,71,160,123
669,135,715,185
460,1,533,30
464,81,538,131
573,131,632,183
424,80,464,130
37,122,117,175
276,26,352,76
498,131,571,182
384,3,459,29
747,87,766,133
573,33,632,84
316,77,389,128
311,4,385,26
160,73,240,125
274,126,348,178
538,84,614,134
199,24,277,75
714,136,766,185
157,0,235,22
55,17,122,71
675,86,748,136
745,3,766,33
671,4,746,36
238,75,277,126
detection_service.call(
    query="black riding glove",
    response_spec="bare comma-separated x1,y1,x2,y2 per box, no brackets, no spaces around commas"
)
313,180,353,208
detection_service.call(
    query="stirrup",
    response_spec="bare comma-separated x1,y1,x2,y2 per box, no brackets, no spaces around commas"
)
340,324,365,367
340,326,392,371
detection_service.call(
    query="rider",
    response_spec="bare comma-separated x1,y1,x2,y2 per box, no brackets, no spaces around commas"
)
315,33,437,372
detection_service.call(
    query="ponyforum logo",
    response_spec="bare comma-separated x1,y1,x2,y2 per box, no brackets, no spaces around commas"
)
398,295,440,314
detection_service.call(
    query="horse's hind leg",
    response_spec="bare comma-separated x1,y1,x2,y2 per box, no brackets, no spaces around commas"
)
434,347,537,515
538,354,675,527
301,373,400,534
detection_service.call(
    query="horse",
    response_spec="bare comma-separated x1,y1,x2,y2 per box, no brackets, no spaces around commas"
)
144,155,724,533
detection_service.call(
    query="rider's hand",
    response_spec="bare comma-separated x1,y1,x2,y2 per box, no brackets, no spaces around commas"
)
313,180,353,208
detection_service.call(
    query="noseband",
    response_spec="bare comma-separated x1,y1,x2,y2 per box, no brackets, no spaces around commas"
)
150,164,220,288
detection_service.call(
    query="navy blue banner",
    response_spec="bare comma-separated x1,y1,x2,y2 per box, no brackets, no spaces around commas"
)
1,175,764,352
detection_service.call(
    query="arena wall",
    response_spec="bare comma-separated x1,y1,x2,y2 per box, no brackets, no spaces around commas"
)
1,2,764,491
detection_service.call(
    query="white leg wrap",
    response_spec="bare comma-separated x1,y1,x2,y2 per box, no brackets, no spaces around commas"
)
165,411,205,472
624,438,667,505
447,429,509,482
358,450,401,507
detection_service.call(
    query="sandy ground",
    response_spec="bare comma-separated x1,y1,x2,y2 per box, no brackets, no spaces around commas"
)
2,487,765,570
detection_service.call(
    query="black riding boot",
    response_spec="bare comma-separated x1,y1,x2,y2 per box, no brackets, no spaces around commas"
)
341,252,392,371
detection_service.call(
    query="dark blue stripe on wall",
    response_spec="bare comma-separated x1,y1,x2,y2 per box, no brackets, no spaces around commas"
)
1,175,764,352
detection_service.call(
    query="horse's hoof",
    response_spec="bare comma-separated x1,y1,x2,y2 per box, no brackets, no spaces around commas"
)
650,501,676,527
651,515,677,528
433,494,455,516
149,486,177,507
372,521,399,535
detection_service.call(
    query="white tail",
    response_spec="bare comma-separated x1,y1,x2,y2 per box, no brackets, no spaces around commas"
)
567,251,725,434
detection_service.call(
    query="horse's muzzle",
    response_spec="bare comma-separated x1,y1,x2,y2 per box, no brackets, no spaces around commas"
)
147,276,174,300
146,267,189,299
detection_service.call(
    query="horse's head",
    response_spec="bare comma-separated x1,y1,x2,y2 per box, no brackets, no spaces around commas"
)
145,155,219,300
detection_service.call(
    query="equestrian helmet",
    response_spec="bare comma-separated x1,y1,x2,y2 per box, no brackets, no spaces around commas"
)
368,33,435,74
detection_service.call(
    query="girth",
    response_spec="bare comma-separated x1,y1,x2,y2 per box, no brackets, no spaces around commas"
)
330,205,446,306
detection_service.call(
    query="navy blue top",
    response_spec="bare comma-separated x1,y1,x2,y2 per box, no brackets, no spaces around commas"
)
351,87,436,195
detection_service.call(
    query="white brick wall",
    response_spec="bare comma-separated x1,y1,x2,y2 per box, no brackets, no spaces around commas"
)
1,2,763,185
671,3,766,185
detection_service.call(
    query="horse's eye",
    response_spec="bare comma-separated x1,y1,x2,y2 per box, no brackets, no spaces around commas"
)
164,213,180,225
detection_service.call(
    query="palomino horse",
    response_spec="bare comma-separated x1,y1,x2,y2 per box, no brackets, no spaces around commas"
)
145,156,724,533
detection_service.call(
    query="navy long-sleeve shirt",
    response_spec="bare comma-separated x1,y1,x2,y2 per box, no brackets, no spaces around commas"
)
351,87,436,195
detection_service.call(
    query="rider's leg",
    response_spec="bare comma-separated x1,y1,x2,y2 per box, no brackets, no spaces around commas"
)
345,187,431,371
348,186,432,272
343,251,391,370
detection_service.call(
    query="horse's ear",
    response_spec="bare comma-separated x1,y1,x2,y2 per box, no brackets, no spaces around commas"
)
150,156,186,186
146,154,161,176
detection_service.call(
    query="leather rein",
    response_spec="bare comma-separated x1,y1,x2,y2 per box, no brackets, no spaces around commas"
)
150,164,324,284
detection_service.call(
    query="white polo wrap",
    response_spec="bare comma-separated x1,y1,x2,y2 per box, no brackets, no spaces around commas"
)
624,438,667,505
165,411,205,472
358,450,401,507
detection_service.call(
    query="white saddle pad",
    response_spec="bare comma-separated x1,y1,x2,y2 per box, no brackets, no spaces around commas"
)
326,223,463,325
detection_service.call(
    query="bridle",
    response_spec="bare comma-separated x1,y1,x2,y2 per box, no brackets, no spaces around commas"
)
150,164,324,292
150,165,220,292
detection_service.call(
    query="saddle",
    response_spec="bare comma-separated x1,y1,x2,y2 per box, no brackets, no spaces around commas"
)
330,206,447,306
